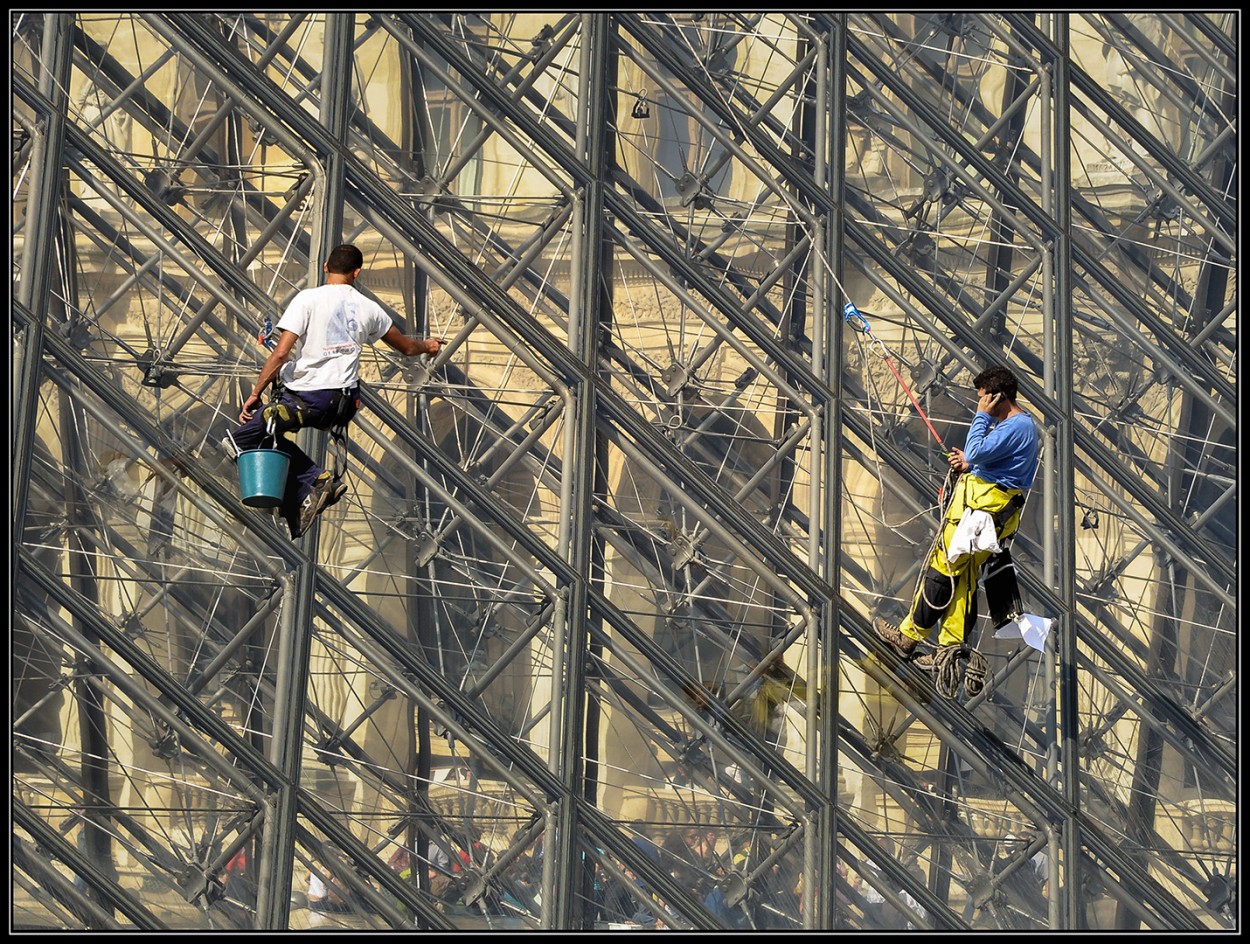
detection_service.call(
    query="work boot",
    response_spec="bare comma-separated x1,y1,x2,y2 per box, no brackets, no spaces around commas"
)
874,618,919,660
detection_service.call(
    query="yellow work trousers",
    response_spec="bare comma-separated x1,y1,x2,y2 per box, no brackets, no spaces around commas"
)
899,473,1024,648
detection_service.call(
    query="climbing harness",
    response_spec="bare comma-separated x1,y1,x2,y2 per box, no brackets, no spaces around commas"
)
325,387,358,487
910,471,1028,642
258,384,356,492
260,396,311,433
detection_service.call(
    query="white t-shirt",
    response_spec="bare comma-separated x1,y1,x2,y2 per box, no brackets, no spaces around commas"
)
276,283,392,391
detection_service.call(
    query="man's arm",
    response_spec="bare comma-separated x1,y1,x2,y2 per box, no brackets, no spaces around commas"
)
964,411,1032,468
239,329,297,421
379,325,443,357
948,393,1001,472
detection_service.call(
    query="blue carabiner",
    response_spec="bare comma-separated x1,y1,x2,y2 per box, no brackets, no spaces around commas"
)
258,315,276,350
843,301,870,335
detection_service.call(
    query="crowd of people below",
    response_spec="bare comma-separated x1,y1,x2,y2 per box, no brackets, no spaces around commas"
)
213,820,1052,930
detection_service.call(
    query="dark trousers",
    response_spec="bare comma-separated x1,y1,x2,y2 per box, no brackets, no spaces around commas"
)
231,387,356,516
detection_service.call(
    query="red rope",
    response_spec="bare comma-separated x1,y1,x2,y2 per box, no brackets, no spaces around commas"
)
880,351,947,453
845,303,953,504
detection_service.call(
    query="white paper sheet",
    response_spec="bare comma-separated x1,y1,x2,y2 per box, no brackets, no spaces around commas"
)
993,612,1052,652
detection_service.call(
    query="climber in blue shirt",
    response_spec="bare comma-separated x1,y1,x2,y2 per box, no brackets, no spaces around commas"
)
960,398,1039,491
876,366,1039,699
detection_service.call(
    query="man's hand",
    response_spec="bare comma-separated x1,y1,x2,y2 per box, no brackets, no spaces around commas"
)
239,393,262,423
977,390,1003,414
424,337,446,356
947,447,969,473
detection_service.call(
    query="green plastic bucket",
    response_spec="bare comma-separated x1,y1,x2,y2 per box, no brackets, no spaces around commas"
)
237,448,290,508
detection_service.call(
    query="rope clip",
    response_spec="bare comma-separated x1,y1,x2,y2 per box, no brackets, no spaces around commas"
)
842,301,871,335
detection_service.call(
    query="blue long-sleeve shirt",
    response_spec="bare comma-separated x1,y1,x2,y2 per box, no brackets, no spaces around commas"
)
963,410,1039,490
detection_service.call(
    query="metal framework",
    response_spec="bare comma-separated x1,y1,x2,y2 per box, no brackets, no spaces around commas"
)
11,12,1236,932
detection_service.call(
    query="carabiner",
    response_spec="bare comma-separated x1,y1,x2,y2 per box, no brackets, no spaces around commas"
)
843,301,871,335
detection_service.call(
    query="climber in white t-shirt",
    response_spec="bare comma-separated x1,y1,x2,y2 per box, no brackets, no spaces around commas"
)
229,243,443,539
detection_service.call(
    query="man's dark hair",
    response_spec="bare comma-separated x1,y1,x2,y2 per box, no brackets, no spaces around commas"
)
326,243,364,274
973,365,1019,402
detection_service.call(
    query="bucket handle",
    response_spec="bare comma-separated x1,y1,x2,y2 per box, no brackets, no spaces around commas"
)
228,416,281,455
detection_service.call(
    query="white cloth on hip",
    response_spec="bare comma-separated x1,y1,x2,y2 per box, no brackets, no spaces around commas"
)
947,508,1001,563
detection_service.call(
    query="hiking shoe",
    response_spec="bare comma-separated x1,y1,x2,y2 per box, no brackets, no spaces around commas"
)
874,618,919,659
963,648,991,698
322,479,348,510
293,474,336,538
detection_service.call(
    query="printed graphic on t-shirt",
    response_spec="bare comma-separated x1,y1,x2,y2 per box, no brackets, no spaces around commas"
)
321,300,361,357
276,285,392,391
